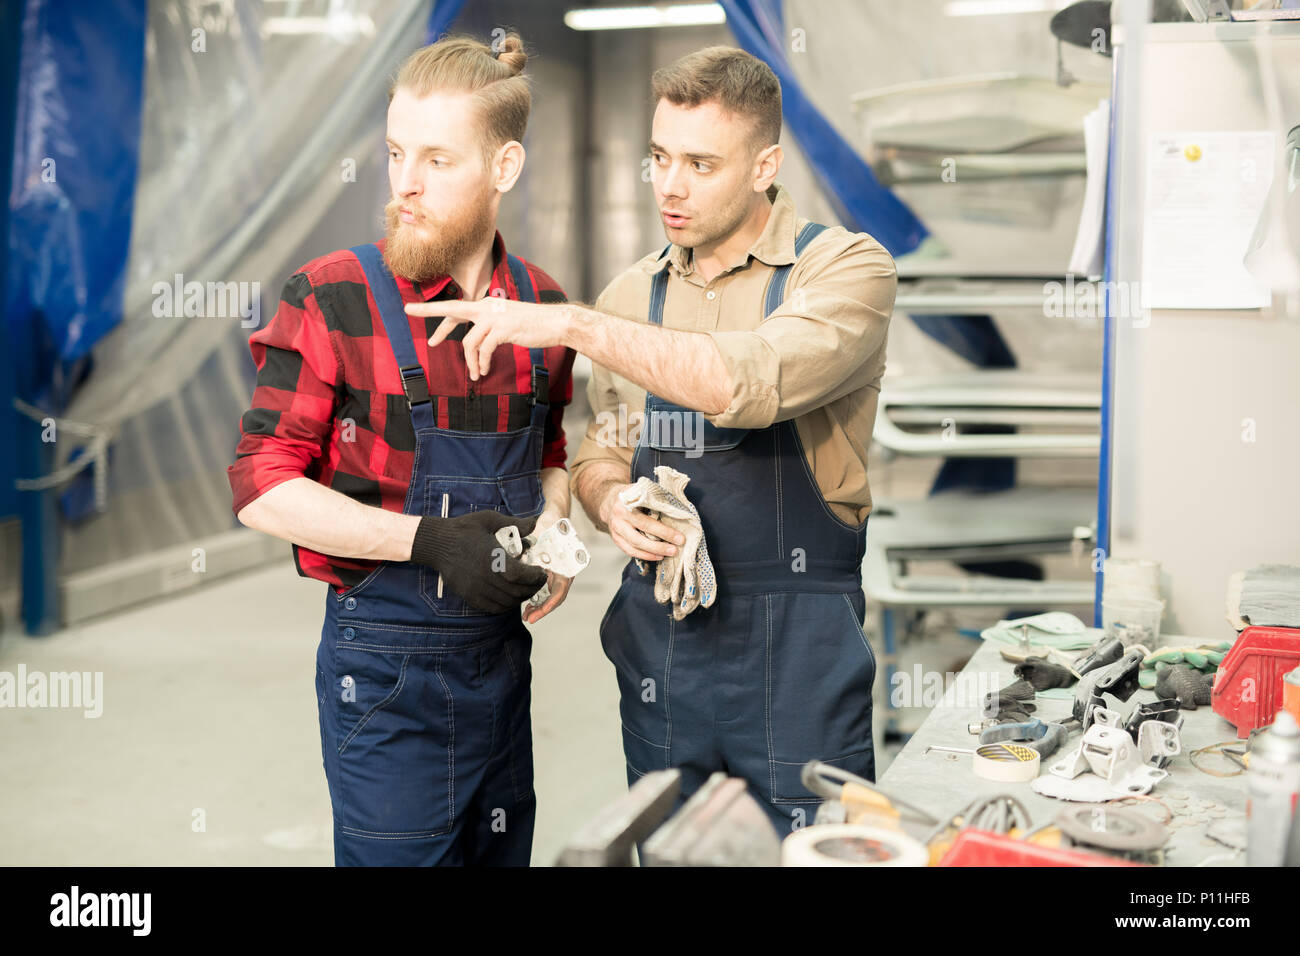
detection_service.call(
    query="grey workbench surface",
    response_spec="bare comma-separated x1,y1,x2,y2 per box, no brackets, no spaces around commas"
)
878,637,1248,865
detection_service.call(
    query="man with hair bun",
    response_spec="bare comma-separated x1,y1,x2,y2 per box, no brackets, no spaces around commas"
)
411,45,897,835
228,31,576,866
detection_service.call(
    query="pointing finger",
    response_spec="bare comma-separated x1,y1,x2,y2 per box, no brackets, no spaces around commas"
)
426,315,468,348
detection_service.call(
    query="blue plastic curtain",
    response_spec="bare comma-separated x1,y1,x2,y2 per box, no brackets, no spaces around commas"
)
426,0,470,43
5,0,147,408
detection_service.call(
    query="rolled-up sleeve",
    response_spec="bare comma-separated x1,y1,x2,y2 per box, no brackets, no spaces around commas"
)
704,232,896,430
227,273,341,515
570,291,637,486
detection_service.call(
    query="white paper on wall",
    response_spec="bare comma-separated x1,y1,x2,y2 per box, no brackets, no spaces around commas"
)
1142,130,1275,309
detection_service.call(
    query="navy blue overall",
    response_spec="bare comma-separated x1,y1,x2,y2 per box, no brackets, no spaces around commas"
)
314,243,547,866
599,223,877,836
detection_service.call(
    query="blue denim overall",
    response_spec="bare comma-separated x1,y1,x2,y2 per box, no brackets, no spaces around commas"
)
599,223,877,836
314,244,547,866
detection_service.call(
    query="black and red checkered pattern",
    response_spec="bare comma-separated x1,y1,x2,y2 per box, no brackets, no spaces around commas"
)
227,233,575,591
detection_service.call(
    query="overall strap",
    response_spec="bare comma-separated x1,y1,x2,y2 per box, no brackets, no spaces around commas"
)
647,244,672,327
350,243,435,430
764,221,828,318
506,253,549,406
648,268,669,328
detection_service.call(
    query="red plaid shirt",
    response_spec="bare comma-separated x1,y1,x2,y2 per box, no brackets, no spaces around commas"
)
227,234,575,592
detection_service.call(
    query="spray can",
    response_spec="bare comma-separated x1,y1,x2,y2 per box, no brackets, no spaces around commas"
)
1284,666,1300,726
1246,710,1300,867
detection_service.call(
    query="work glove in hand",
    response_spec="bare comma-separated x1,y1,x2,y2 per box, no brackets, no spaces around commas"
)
619,466,716,620
410,511,546,614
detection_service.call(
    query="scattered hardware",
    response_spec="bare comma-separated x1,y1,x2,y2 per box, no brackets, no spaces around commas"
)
966,716,1002,735
1161,791,1233,831
1108,794,1173,827
1206,817,1247,851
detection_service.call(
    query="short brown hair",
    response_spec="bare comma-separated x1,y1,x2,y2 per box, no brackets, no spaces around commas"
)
651,46,782,147
390,32,530,164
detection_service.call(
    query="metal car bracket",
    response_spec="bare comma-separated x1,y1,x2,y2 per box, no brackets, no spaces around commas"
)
496,517,590,606
1049,724,1169,796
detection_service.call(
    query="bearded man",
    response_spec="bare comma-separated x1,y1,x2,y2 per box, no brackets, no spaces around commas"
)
227,32,576,867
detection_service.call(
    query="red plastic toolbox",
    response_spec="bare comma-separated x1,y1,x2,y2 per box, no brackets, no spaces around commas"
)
1211,626,1300,738
937,829,1143,867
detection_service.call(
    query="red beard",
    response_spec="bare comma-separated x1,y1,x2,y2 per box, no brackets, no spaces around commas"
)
382,194,495,283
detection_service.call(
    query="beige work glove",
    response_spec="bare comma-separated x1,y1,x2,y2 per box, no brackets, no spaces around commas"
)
618,466,717,620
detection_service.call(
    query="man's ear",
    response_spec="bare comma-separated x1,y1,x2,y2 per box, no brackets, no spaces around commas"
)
753,143,782,192
493,140,526,193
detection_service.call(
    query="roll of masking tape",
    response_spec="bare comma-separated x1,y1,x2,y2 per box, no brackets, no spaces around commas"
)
781,824,929,867
972,743,1041,782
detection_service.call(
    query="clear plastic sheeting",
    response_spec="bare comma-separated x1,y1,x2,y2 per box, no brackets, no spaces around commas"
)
59,0,434,574
783,0,1113,278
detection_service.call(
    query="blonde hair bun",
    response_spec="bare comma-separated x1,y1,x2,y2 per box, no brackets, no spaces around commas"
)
495,33,526,75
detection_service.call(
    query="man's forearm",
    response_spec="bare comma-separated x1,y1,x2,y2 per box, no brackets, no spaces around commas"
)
539,466,571,519
565,306,731,415
572,459,630,534
236,477,420,561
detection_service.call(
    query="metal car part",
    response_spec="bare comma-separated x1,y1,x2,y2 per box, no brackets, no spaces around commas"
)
1054,804,1169,852
554,770,681,867
640,773,782,867
1137,718,1182,768
1050,724,1169,796
496,517,590,606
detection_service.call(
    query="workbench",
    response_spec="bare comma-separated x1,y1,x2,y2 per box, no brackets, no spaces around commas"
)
878,637,1249,865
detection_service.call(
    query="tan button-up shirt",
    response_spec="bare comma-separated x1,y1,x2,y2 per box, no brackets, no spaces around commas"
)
571,184,897,524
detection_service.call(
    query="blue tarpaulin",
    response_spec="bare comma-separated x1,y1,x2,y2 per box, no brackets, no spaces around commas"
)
6,0,147,408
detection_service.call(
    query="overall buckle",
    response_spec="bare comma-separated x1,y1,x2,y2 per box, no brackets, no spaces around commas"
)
399,364,431,408
530,365,549,405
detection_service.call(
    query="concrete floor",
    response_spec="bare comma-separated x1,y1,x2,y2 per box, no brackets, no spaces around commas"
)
0,506,635,866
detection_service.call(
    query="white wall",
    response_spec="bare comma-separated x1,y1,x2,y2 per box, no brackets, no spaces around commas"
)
1110,22,1300,639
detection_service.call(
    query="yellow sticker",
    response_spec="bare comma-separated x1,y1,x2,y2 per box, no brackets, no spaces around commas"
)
1184,144,1203,162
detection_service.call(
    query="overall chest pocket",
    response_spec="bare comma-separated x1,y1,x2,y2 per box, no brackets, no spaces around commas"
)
418,474,544,617
644,396,748,454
